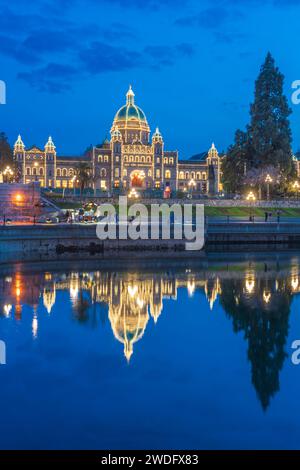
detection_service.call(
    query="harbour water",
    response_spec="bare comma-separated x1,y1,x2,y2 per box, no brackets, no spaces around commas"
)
1,253,300,449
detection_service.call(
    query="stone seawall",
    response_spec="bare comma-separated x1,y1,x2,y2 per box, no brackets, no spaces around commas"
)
1,222,300,256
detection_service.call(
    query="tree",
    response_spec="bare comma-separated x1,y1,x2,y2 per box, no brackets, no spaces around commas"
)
243,165,282,198
222,129,252,193
75,162,92,194
222,53,296,193
0,132,13,173
249,53,294,179
219,276,291,410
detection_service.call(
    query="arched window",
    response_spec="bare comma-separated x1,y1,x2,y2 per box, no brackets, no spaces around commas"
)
185,172,189,180
100,168,106,177
148,169,152,177
123,169,127,176
147,156,151,163
26,167,31,176
98,155,103,162
39,167,44,176
169,157,174,164
115,168,120,177
179,171,184,179
165,170,171,179
33,167,37,176
164,157,168,164
141,156,145,163
62,168,67,177
57,168,61,177
202,172,207,180
129,155,134,162
135,155,139,162
69,168,74,176
196,172,201,180
191,171,195,179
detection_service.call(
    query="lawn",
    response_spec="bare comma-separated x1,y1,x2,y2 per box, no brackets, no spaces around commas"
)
50,198,300,218
204,207,300,217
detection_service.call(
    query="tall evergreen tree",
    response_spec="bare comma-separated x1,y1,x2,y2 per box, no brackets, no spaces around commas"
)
249,52,293,176
222,129,251,193
0,132,13,172
222,53,295,193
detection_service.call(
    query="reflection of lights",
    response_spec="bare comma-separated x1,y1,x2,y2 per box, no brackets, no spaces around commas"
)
69,273,79,300
32,315,38,339
128,285,138,297
245,278,255,294
187,280,195,297
16,287,21,297
136,297,144,309
70,286,78,299
44,273,52,281
5,277,12,283
263,291,271,304
3,304,12,317
292,277,299,291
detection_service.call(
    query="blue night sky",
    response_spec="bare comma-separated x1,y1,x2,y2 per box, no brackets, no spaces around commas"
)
1,0,300,158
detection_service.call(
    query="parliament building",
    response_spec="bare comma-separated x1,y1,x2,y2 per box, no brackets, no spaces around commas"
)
13,86,222,195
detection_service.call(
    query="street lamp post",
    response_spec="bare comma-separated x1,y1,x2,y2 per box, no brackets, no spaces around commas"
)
265,174,273,200
246,191,256,222
3,166,14,183
293,181,300,200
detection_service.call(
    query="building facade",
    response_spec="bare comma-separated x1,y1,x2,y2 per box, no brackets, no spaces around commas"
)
13,87,222,194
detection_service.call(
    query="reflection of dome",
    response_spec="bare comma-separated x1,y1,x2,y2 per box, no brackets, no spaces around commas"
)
43,286,56,314
111,86,150,144
109,283,149,362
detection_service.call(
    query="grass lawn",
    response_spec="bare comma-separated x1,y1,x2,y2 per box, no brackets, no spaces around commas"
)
204,207,300,217
50,198,300,218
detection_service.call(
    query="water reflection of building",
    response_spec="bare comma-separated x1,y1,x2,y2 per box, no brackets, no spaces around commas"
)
0,269,221,358
1,261,300,409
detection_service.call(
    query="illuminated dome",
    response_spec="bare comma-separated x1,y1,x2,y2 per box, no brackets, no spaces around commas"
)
111,86,150,144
